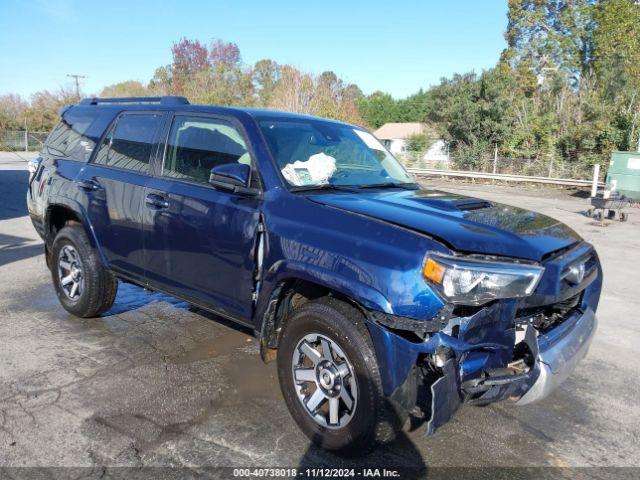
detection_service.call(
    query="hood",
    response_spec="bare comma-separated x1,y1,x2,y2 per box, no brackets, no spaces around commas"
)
308,189,581,262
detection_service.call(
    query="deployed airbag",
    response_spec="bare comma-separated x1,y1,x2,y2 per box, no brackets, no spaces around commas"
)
281,152,337,186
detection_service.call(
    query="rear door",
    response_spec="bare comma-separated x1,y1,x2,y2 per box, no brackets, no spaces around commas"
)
76,111,165,279
142,113,261,323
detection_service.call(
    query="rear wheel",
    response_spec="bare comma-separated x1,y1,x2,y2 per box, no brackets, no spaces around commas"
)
277,297,399,454
51,224,118,318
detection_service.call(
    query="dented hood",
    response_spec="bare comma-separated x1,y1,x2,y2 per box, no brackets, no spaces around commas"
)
309,189,581,261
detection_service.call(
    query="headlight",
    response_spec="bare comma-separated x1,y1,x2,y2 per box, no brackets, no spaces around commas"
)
423,253,544,305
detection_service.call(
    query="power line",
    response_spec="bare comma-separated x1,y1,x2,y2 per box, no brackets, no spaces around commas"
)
66,74,86,99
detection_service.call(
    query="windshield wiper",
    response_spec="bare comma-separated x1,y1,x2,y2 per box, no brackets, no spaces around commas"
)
289,184,359,193
355,182,420,190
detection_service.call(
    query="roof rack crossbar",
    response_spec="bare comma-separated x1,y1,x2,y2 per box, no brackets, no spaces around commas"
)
79,96,190,106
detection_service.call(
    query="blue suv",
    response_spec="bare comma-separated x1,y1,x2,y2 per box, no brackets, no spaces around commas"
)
27,97,601,453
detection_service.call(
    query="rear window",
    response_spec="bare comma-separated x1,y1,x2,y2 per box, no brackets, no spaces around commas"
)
45,108,104,161
93,113,163,172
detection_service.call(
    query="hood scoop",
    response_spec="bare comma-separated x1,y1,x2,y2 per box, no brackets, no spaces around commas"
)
453,198,493,211
409,195,493,212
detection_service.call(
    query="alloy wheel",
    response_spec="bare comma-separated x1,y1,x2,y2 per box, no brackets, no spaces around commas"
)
291,333,358,429
57,245,84,301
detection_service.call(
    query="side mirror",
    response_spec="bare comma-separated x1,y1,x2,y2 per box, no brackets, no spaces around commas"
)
210,163,250,187
209,163,258,196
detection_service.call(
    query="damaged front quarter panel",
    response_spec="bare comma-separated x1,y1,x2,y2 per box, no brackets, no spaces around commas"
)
365,300,544,435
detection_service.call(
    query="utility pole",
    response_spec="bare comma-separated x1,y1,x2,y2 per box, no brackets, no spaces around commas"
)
67,74,86,100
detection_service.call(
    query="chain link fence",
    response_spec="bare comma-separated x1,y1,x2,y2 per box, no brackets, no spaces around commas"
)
398,143,600,181
0,130,48,152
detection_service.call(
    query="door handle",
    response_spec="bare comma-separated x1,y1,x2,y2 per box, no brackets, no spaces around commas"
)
76,179,101,191
145,194,169,209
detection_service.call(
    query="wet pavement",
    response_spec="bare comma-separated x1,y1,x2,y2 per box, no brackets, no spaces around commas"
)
1,155,639,478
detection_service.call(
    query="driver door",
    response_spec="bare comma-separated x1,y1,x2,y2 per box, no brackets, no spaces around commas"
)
143,114,261,323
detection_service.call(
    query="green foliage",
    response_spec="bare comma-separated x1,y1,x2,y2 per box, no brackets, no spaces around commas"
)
405,133,434,153
430,0,640,173
593,0,640,92
2,3,639,175
397,90,432,123
356,91,400,129
100,81,150,98
0,94,28,130
503,0,598,82
252,59,280,107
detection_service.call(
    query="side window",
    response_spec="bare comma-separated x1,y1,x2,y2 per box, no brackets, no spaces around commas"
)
163,116,252,184
45,108,104,162
93,114,163,172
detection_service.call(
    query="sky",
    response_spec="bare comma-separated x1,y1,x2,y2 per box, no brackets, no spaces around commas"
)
1,0,508,100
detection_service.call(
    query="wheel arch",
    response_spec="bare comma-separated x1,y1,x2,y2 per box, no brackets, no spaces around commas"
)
256,267,390,363
45,200,107,268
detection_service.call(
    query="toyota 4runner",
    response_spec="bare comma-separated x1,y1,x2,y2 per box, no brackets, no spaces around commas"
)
27,96,601,453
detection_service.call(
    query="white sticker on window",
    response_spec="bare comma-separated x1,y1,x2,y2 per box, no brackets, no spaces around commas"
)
354,129,386,151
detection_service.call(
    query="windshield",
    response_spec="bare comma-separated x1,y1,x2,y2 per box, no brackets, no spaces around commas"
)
258,119,415,189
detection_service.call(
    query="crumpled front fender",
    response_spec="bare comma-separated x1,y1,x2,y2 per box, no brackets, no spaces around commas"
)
366,303,598,434
366,301,517,397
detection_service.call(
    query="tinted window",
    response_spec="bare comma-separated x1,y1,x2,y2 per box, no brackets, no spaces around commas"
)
45,108,104,161
163,116,251,184
93,114,162,172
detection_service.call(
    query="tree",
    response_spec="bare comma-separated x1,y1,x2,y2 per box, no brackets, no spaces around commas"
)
357,91,400,129
4,21,637,174
149,65,172,94
397,89,432,122
405,132,434,153
100,80,150,98
24,87,77,131
209,39,241,68
0,94,28,130
593,0,640,92
170,38,209,92
268,65,317,114
252,59,281,107
503,0,598,84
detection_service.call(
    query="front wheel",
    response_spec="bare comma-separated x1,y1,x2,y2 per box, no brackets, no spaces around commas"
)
277,298,400,454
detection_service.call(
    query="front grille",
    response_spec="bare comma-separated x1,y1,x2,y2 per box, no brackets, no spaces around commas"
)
516,293,582,333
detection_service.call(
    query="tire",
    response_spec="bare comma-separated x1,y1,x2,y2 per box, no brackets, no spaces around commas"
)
50,224,118,318
277,297,399,454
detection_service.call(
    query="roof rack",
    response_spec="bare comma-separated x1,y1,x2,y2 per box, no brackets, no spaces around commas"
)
79,96,190,106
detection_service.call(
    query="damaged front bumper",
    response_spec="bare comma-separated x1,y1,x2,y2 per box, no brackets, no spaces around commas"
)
366,242,602,434
516,307,597,405
366,303,598,435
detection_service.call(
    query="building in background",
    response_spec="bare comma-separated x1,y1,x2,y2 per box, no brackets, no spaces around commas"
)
373,122,448,167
